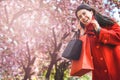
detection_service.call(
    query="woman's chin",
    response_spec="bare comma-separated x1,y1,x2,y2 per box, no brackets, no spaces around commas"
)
84,22,90,26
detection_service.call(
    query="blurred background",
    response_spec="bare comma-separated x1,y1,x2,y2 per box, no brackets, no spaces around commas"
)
0,0,119,80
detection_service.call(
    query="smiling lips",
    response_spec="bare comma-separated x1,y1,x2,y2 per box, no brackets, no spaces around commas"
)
83,19,89,24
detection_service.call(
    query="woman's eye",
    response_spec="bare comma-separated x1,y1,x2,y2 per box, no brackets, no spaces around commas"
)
78,12,86,19
83,12,86,15
79,15,82,19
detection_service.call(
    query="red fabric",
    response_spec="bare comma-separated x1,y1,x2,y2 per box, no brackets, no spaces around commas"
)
85,23,120,80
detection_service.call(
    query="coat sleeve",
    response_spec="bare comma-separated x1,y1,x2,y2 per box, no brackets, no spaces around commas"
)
99,23,120,45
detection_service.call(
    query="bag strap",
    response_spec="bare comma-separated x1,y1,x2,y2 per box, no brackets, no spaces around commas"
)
72,29,80,39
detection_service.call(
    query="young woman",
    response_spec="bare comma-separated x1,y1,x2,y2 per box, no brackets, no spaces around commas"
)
75,4,120,80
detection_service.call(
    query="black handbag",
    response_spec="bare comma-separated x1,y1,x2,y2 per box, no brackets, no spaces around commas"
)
62,30,82,60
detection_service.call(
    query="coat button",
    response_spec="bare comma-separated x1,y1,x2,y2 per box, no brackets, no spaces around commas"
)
96,45,100,48
100,57,103,60
104,69,107,73
91,56,93,59
104,40,107,43
93,36,96,38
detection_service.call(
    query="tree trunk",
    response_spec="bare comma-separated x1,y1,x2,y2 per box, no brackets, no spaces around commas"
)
54,61,70,80
54,70,64,80
45,61,54,80
23,74,28,80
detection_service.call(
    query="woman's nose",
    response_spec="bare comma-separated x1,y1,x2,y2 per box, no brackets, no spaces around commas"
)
81,16,86,21
81,15,86,19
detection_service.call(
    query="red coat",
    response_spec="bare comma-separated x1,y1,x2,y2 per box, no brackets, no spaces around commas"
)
85,23,120,80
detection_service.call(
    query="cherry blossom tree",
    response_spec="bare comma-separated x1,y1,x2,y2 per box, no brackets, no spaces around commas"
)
0,0,119,80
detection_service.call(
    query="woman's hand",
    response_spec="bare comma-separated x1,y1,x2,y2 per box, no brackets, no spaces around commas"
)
91,19,101,33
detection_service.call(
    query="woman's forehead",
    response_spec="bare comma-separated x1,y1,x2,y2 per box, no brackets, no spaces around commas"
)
77,9,89,14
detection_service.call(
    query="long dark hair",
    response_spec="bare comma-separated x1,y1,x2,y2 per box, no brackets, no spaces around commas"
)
75,4,115,29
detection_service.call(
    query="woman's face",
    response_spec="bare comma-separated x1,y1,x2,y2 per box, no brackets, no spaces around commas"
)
77,9,93,26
